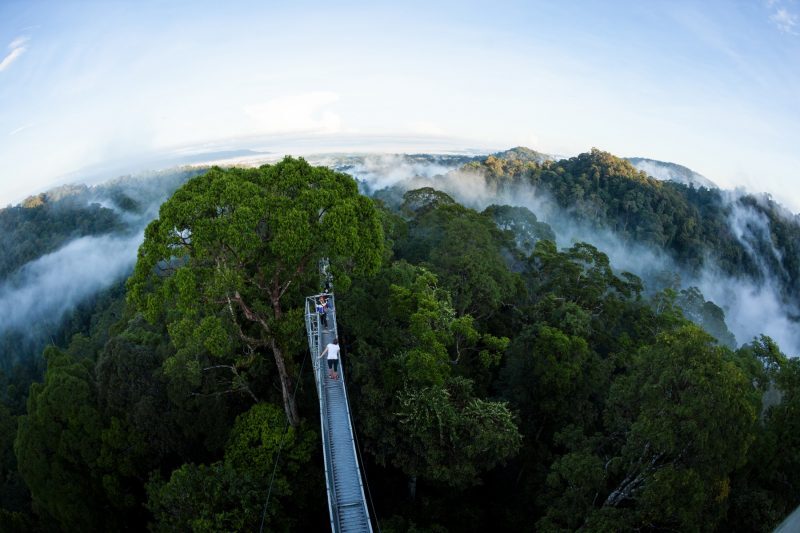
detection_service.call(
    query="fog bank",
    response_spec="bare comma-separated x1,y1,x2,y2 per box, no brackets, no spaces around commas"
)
0,232,142,338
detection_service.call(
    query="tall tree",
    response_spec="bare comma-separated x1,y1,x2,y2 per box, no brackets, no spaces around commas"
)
14,347,111,531
128,158,383,426
345,264,518,491
538,325,757,531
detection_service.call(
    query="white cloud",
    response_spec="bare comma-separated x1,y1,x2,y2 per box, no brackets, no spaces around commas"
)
766,1,799,34
0,35,30,72
8,123,34,136
518,133,542,150
243,91,342,134
9,36,29,49
0,44,26,72
772,8,799,32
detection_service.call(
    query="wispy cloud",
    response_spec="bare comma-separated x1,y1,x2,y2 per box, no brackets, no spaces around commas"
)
0,36,29,72
9,123,35,136
9,36,29,49
773,8,799,32
766,0,799,34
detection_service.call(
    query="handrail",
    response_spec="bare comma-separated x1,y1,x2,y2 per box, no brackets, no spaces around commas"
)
332,309,372,531
305,295,336,532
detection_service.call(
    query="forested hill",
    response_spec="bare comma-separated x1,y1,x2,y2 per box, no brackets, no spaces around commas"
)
0,168,203,373
466,148,800,307
1,170,204,276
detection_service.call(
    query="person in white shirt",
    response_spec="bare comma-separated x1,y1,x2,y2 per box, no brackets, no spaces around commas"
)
319,338,340,380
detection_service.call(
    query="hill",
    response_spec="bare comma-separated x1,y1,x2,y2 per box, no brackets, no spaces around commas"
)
627,156,717,189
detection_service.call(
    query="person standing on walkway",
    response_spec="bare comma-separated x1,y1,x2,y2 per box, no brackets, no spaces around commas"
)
320,294,333,315
316,298,328,329
318,338,340,380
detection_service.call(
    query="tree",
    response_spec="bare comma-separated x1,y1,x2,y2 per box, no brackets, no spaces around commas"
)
482,204,555,255
146,403,317,532
398,195,520,320
128,158,383,426
722,340,800,532
0,404,29,519
539,325,757,531
676,286,737,349
14,347,111,531
399,187,456,216
345,264,518,491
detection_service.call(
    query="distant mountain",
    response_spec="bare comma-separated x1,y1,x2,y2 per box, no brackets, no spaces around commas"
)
493,146,554,164
627,157,717,189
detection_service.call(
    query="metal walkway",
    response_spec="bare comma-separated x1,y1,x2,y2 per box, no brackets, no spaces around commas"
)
305,294,373,533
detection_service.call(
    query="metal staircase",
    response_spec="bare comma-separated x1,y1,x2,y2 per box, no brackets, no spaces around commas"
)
305,293,373,532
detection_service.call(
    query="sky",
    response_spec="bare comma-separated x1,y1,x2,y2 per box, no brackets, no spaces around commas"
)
1,0,799,210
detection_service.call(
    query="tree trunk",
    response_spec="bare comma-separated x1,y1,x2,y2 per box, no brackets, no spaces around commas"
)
408,475,417,501
270,337,300,427
228,290,300,427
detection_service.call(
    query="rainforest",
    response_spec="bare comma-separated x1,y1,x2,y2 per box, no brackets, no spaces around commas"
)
1,148,799,532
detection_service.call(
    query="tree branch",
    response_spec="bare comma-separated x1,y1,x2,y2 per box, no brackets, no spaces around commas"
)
199,363,260,403
226,294,269,347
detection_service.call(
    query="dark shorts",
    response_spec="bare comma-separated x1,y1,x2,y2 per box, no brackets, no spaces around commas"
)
327,359,339,371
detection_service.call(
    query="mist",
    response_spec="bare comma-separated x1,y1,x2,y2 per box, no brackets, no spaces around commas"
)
0,232,141,338
0,167,199,366
3,150,798,363
331,154,800,357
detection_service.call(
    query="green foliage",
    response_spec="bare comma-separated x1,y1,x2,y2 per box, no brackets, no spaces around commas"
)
721,342,800,532
400,187,457,216
14,347,112,531
147,403,317,532
0,404,28,516
0,196,121,279
676,286,737,348
4,151,800,532
128,157,384,425
475,148,800,305
397,191,520,319
393,377,520,488
482,204,555,255
504,324,600,436
344,263,518,490
539,325,757,531
0,167,200,284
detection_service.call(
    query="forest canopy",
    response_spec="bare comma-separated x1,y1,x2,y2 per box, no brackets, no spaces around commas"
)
1,153,799,532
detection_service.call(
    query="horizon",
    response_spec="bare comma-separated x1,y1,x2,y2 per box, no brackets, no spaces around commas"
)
1,1,799,210
8,138,795,215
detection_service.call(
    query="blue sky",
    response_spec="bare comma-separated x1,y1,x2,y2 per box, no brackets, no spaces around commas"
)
1,0,799,209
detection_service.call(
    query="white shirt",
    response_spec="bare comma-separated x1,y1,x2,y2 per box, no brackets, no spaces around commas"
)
325,343,340,360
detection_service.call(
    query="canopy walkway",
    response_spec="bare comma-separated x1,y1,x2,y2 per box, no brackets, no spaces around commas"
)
304,293,373,533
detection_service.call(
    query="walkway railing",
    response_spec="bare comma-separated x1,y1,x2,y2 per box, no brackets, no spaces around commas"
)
305,293,373,533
